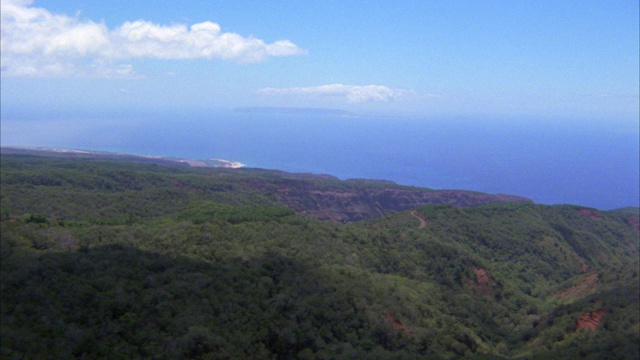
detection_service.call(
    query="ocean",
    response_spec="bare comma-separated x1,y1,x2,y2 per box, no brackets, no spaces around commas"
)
2,110,639,210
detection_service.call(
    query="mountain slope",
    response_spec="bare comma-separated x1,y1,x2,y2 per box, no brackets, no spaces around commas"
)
1,151,638,359
0,148,531,223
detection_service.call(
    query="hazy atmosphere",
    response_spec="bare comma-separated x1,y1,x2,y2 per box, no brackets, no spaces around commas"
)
2,2,640,358
2,0,639,208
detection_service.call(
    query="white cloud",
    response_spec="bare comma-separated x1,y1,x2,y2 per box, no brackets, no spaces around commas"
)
0,0,307,77
258,84,409,103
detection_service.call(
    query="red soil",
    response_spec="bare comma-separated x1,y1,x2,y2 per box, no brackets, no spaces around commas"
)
575,309,605,331
385,314,413,334
580,263,590,272
578,259,591,273
577,209,602,221
555,273,598,300
472,266,492,295
628,216,640,233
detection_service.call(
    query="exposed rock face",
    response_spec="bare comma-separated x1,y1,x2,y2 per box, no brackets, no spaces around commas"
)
268,184,532,222
575,309,605,331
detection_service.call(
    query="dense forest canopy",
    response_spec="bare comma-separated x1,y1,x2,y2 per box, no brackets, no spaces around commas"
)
1,150,638,359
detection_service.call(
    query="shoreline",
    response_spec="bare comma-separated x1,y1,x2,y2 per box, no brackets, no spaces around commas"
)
0,146,246,169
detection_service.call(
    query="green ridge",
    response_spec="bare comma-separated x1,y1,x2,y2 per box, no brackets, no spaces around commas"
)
1,152,638,359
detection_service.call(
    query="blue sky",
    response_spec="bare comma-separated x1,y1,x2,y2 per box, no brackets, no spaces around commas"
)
1,0,639,119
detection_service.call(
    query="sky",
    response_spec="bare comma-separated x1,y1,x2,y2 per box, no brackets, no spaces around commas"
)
1,0,639,119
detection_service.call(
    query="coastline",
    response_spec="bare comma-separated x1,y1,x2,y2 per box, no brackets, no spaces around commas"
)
0,146,246,169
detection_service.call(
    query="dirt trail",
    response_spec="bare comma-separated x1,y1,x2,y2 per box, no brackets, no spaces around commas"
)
410,211,427,228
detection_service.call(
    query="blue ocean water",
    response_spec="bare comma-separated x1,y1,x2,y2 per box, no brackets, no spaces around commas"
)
2,110,638,210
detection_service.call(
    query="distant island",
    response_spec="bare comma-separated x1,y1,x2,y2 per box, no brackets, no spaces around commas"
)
233,106,353,116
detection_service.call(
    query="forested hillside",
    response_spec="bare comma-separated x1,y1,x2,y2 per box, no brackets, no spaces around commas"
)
1,152,638,359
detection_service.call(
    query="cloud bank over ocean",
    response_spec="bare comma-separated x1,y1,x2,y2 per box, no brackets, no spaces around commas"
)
0,0,307,77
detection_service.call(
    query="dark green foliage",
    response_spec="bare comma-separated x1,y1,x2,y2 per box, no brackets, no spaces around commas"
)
176,202,295,224
1,153,638,359
26,213,49,224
